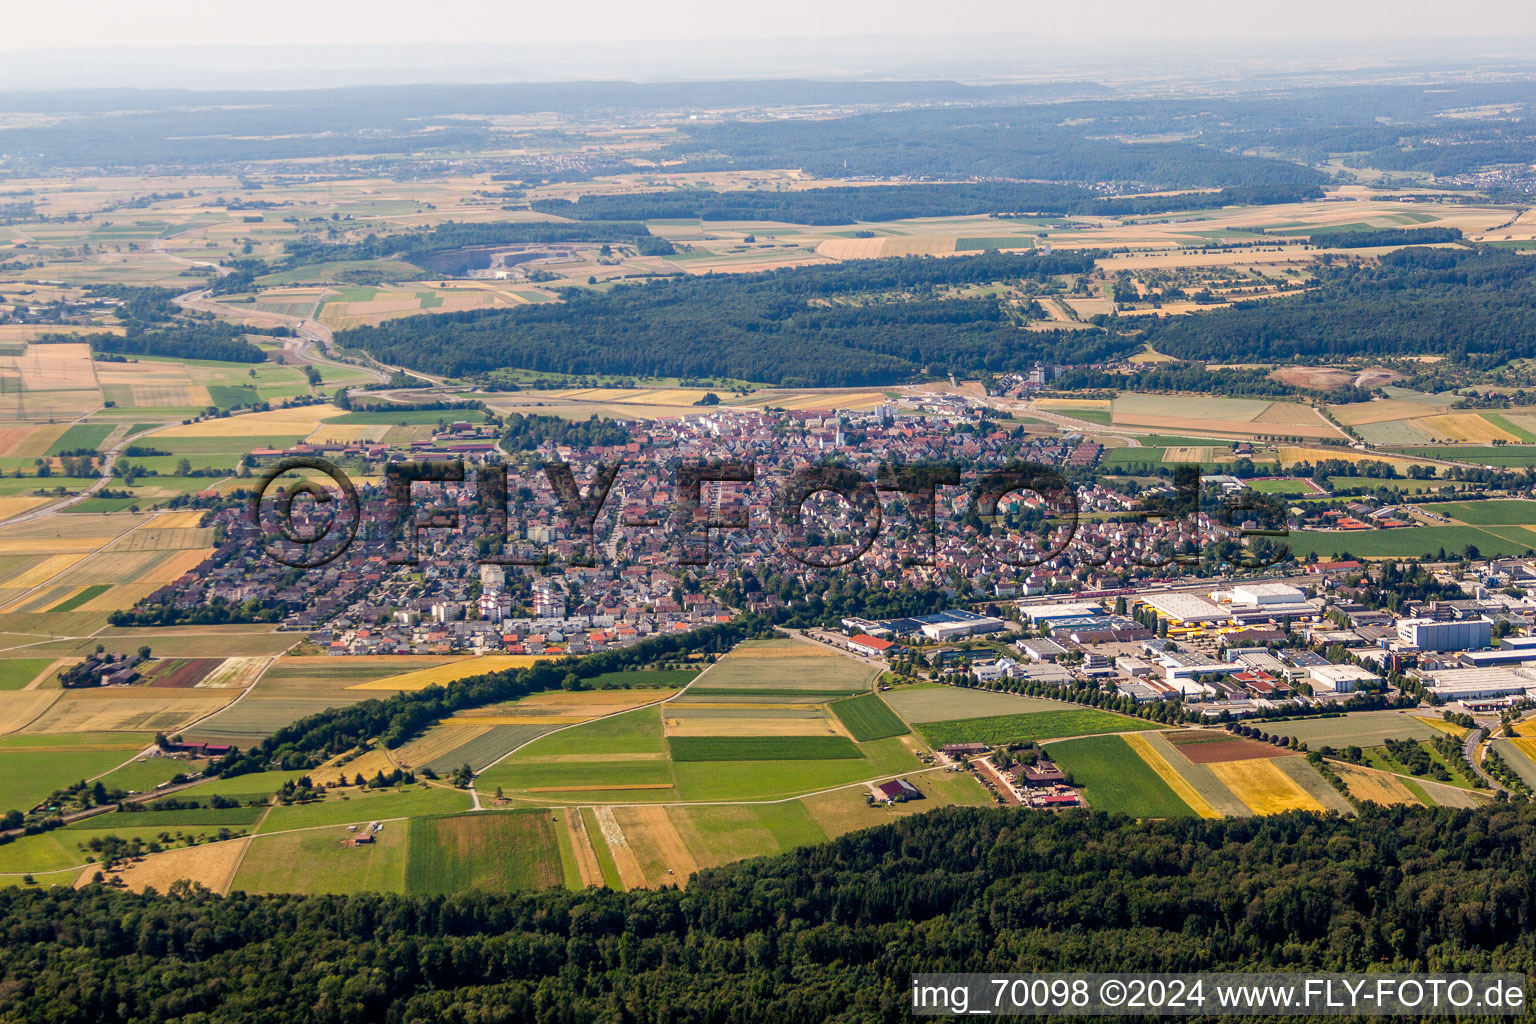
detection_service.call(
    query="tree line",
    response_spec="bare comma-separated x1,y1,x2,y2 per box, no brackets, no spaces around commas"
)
337,252,1127,386
2,804,1535,1021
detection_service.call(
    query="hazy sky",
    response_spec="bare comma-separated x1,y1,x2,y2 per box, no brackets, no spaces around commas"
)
6,0,1536,50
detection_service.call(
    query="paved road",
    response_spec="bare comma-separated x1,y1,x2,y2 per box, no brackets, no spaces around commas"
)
1463,727,1507,793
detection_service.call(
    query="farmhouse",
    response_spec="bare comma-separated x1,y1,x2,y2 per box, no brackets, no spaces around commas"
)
874,778,922,804
1014,760,1066,787
941,743,987,758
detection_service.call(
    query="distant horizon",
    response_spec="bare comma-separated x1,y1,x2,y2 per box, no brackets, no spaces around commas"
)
5,32,1536,93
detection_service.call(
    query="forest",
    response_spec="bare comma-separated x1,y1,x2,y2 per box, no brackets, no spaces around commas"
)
278,220,671,273
337,252,1128,385
528,183,1324,225
1143,246,1536,364
1,804,1534,1022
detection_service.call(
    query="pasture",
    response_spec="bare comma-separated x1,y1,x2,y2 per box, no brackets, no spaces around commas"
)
800,770,992,837
1045,735,1195,818
404,812,565,894
667,803,829,871
87,835,250,895
256,785,471,834
232,826,407,895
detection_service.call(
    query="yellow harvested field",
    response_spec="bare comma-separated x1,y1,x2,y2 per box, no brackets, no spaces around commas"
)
306,423,389,444
1416,413,1519,443
446,715,589,726
108,528,216,551
1333,762,1421,807
143,511,208,529
84,836,251,895
317,747,397,779
662,716,838,737
8,425,69,458
1207,757,1324,815
1035,398,1112,410
22,691,236,734
6,342,97,387
0,497,54,521
346,655,554,690
517,690,676,708
195,657,274,690
0,691,60,733
155,405,344,438
1329,399,1451,426
1415,716,1469,738
1508,736,1536,765
770,391,888,412
394,724,493,768
618,804,700,887
1162,446,1227,463
1124,733,1219,818
1276,446,1429,470
7,554,86,589
591,806,648,889
563,810,604,887
137,549,215,583
78,583,161,612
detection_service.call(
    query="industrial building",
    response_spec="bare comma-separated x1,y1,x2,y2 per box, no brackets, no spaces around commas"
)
1397,617,1492,652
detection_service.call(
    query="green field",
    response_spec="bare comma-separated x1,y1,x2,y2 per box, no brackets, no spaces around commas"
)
914,709,1161,748
404,812,565,894
480,759,673,796
256,785,471,833
0,749,139,815
44,424,113,456
0,659,50,690
669,803,828,868
667,736,862,762
1430,500,1536,525
1246,478,1315,494
672,736,919,802
1287,525,1534,559
1388,445,1536,467
48,584,111,613
506,706,664,756
955,236,1036,251
584,669,698,689
829,694,910,741
689,639,876,694
581,807,623,888
0,824,250,874
1046,735,1196,817
232,826,407,894
881,686,1074,723
1263,712,1443,747
65,805,264,829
